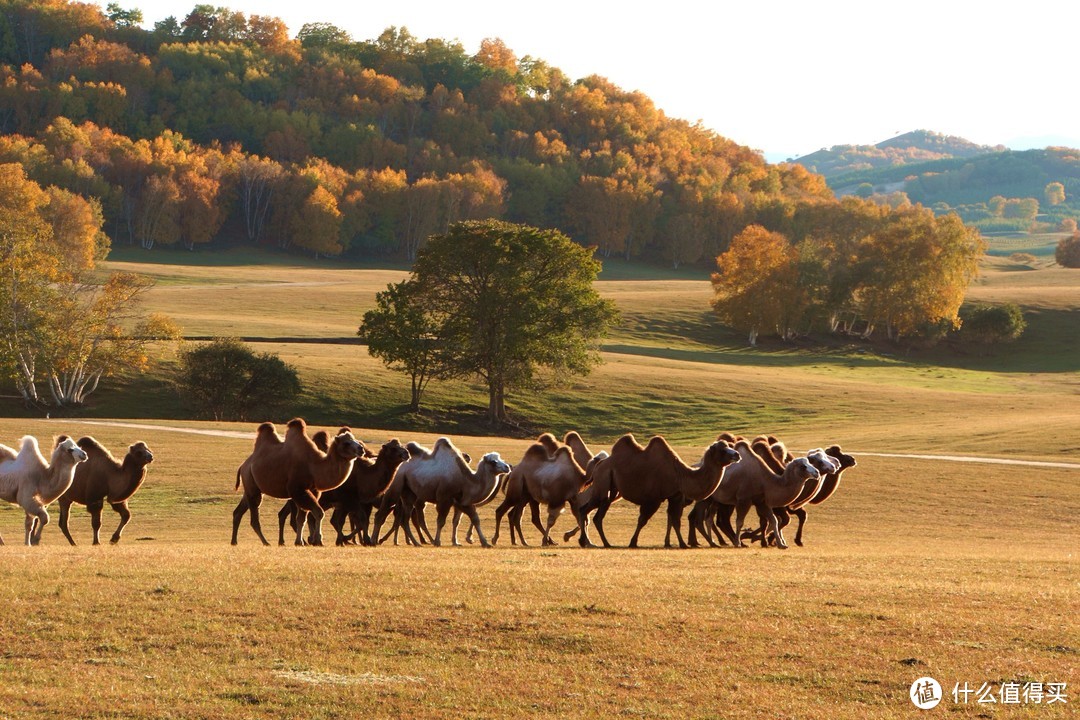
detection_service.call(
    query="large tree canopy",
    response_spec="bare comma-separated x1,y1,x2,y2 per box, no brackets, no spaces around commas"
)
368,219,618,424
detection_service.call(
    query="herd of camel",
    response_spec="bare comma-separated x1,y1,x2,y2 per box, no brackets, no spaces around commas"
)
229,418,856,551
0,418,856,549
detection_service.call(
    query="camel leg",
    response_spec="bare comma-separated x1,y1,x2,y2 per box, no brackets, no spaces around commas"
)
510,503,530,547
352,506,373,545
396,493,423,547
491,495,515,546
462,505,491,547
704,502,728,547
293,490,324,546
665,497,689,549
330,505,349,546
277,501,295,546
733,502,758,548
25,504,49,546
87,502,104,545
451,506,463,546
792,507,808,546
593,499,614,548
58,498,77,546
413,503,434,544
370,501,394,546
247,491,271,546
628,500,662,548
761,502,787,549
108,501,131,544
715,503,738,546
432,499,453,547
231,495,250,545
686,501,702,548
542,503,563,546
527,501,553,546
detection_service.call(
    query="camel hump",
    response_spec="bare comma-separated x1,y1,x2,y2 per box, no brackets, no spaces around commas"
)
717,431,739,443
405,441,430,459
433,437,456,452
536,433,560,452
76,436,106,453
18,436,40,456
563,430,583,444
644,435,674,455
287,418,307,431
311,430,330,453
524,443,552,462
612,433,643,455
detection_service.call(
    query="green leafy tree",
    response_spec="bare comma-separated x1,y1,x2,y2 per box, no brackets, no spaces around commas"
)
359,280,449,411
406,220,618,425
177,337,301,421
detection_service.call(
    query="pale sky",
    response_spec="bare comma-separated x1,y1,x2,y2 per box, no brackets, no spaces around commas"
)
99,0,1080,162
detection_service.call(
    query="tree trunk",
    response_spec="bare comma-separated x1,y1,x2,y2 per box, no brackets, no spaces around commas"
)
487,381,507,425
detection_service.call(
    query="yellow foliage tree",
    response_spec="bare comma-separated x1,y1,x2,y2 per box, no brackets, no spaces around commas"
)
711,225,805,345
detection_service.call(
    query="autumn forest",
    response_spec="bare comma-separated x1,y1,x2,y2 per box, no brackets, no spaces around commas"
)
1,0,987,349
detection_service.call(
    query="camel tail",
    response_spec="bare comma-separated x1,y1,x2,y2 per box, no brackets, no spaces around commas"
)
235,466,242,492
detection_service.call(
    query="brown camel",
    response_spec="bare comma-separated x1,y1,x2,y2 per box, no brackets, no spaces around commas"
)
0,436,88,546
607,434,741,548
277,438,411,546
786,445,856,545
735,439,845,547
518,443,596,546
492,433,559,546
231,419,364,546
57,437,154,545
564,451,619,547
712,440,820,549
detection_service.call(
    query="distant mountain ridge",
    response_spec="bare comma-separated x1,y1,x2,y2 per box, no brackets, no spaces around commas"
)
794,130,1007,178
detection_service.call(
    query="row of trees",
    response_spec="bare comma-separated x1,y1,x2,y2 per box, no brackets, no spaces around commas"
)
0,1,834,265
711,199,986,344
0,161,176,407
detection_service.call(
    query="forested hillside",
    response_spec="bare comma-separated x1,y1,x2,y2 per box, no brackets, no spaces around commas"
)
794,130,1005,178
0,0,838,265
827,148,1080,233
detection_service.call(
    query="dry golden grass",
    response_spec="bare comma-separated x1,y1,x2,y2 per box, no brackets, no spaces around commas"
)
1,255,1074,717
0,417,1076,719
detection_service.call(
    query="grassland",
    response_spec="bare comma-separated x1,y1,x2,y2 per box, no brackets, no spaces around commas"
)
0,250,1078,718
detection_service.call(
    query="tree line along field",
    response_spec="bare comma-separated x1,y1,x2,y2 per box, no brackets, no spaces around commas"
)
0,252,1076,717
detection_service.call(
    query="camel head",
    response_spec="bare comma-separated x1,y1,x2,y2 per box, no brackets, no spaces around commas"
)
128,441,154,467
479,451,511,476
787,457,820,484
53,436,88,466
704,439,741,469
825,445,857,470
381,438,411,465
329,430,365,460
805,449,840,475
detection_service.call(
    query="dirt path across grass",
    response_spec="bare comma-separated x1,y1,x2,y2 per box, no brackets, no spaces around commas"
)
60,419,1080,470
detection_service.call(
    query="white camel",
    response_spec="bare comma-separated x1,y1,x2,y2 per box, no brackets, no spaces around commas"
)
0,436,88,545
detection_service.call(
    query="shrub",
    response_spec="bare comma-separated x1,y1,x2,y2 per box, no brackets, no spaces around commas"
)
176,338,301,420
1008,252,1038,266
1055,232,1080,267
959,304,1026,344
